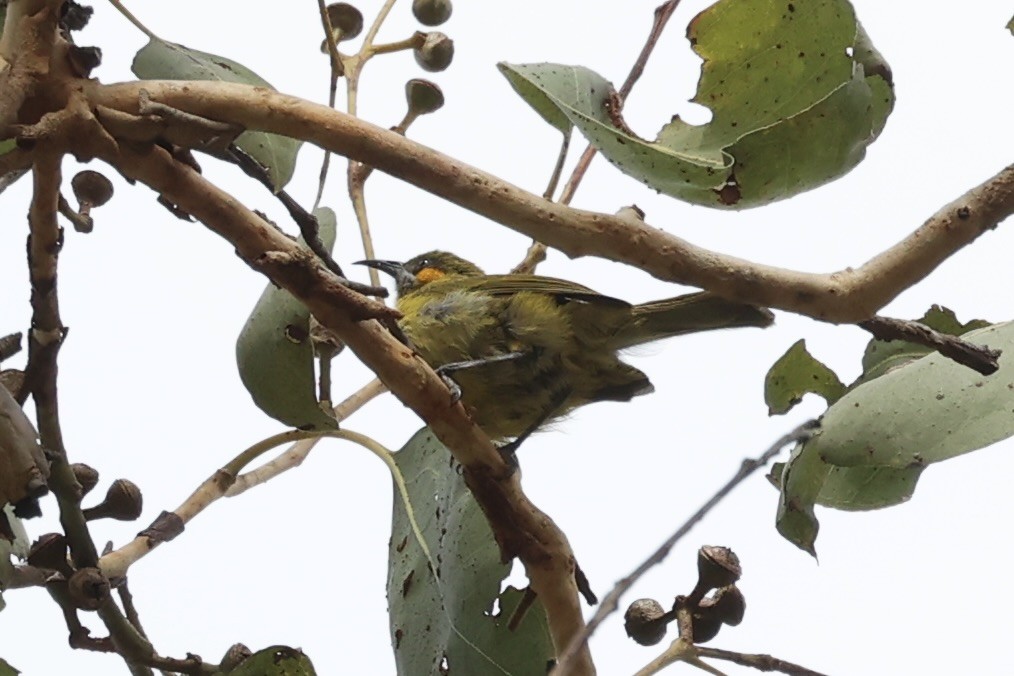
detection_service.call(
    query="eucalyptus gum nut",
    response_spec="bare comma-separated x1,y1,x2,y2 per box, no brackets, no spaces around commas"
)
325,3,363,40
623,598,668,646
405,78,445,116
412,0,452,26
413,32,454,72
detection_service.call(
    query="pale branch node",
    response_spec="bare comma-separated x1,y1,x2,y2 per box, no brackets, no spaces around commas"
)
858,315,1000,375
89,81,1014,324
78,139,595,673
553,421,820,676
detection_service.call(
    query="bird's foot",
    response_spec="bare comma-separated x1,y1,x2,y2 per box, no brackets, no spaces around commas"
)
494,440,522,472
434,368,463,404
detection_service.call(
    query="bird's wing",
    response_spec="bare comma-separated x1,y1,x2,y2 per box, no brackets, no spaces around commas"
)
466,275,632,308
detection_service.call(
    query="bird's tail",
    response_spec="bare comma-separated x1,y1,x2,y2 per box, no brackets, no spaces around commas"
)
618,292,774,348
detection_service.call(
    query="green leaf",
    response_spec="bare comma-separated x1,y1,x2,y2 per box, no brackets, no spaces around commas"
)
388,429,554,676
860,306,990,384
0,139,15,157
501,0,893,209
497,63,573,135
131,38,301,191
0,657,19,675
236,209,339,430
777,321,1014,554
765,339,846,415
225,646,315,675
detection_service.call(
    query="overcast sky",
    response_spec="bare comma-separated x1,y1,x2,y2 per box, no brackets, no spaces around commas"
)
2,1,1013,674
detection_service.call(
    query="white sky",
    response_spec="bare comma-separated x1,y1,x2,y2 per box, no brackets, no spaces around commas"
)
1,1,1012,674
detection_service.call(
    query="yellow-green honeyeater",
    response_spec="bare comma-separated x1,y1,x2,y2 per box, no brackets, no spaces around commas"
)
359,252,773,442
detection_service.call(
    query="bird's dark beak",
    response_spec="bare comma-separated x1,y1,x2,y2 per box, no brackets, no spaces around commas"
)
355,259,417,291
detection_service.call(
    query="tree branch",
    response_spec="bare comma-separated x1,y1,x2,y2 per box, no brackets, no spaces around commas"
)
858,315,1000,375
83,141,594,673
90,81,1014,323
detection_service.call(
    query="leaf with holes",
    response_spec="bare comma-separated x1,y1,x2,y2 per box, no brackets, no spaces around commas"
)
777,320,1014,555
765,339,846,415
226,646,315,675
132,37,301,191
236,209,338,430
388,429,554,675
500,0,893,208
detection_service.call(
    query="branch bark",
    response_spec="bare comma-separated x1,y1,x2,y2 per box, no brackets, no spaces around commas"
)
85,140,595,674
89,81,1014,323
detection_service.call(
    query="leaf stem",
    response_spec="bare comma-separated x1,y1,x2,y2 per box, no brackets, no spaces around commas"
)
106,0,159,41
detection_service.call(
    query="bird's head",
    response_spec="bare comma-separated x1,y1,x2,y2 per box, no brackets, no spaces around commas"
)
356,251,484,297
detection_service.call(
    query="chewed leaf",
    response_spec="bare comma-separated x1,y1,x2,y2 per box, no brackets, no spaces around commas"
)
501,0,893,209
235,210,338,430
132,38,301,191
777,321,1014,555
388,429,553,675
765,339,846,415
226,646,315,675
497,63,573,135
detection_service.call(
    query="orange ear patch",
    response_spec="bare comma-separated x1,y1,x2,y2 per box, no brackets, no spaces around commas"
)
416,267,446,284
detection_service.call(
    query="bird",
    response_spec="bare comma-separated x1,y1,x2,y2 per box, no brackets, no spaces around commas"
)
358,251,773,449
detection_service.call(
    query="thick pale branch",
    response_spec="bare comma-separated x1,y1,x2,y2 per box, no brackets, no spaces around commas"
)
91,81,1014,323
83,140,594,673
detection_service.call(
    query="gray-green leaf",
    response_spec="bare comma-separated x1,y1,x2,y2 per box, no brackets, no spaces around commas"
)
388,429,553,676
225,646,315,675
777,321,1014,555
132,38,301,191
765,339,846,415
235,209,339,430
500,0,893,209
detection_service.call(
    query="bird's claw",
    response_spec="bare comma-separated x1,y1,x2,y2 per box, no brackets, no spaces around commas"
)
495,440,522,472
436,369,463,404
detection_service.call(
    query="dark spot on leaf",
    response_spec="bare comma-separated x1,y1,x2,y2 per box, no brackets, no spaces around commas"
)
402,570,415,597
787,2,795,10
715,182,741,205
284,324,308,343
394,628,403,649
395,535,408,552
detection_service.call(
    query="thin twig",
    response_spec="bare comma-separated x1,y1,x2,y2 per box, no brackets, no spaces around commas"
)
553,420,821,675
99,379,386,578
858,315,1000,375
107,0,159,40
227,378,387,496
696,647,828,676
313,0,343,210
226,144,388,298
26,152,99,568
343,0,400,289
513,133,573,274
523,0,685,273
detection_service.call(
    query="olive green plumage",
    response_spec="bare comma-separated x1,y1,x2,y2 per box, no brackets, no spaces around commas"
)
361,251,773,441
